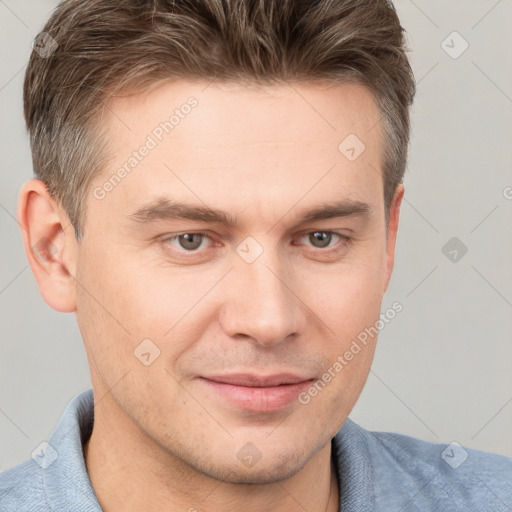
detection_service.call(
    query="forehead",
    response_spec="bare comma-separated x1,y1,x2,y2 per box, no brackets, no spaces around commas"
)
104,79,381,152
89,79,383,228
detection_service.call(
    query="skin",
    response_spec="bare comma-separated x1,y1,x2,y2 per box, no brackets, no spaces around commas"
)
18,79,403,512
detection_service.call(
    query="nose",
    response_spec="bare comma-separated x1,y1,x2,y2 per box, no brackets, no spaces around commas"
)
219,244,305,347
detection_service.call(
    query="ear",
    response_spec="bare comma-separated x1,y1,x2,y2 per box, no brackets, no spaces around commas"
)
17,178,78,312
382,184,404,295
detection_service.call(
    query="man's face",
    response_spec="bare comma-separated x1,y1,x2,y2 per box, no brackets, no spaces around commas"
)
74,80,400,483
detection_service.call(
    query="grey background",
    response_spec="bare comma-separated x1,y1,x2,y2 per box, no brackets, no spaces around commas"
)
1,0,511,472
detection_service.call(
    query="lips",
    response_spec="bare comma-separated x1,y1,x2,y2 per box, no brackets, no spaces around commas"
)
198,373,315,412
202,373,311,387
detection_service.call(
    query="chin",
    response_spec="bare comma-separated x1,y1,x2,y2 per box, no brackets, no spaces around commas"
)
196,448,308,485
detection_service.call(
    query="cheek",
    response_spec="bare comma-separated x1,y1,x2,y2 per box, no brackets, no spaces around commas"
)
296,251,385,337
75,245,149,381
112,263,224,339
293,251,384,413
299,266,382,429
85,253,228,373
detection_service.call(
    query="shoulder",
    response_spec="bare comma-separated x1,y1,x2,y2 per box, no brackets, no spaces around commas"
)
335,418,512,510
0,459,49,511
0,388,96,511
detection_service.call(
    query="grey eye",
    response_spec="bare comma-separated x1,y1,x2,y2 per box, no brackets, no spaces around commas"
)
177,233,204,251
308,231,333,248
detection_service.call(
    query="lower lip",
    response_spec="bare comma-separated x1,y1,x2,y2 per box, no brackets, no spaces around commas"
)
198,378,314,413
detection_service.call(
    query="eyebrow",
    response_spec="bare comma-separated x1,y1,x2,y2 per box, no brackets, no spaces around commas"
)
128,197,371,229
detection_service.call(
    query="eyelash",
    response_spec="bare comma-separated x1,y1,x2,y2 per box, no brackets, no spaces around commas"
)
161,231,352,254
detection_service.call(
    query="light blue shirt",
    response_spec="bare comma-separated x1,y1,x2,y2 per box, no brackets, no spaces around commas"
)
1,388,511,511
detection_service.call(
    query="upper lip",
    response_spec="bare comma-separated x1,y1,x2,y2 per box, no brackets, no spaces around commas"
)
201,373,313,387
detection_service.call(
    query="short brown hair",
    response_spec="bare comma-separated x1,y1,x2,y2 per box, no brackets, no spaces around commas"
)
24,0,415,239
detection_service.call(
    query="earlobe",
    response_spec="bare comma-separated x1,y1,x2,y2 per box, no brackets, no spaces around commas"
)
17,178,78,313
382,184,404,294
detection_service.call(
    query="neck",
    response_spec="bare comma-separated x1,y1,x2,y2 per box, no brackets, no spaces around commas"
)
83,396,339,512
